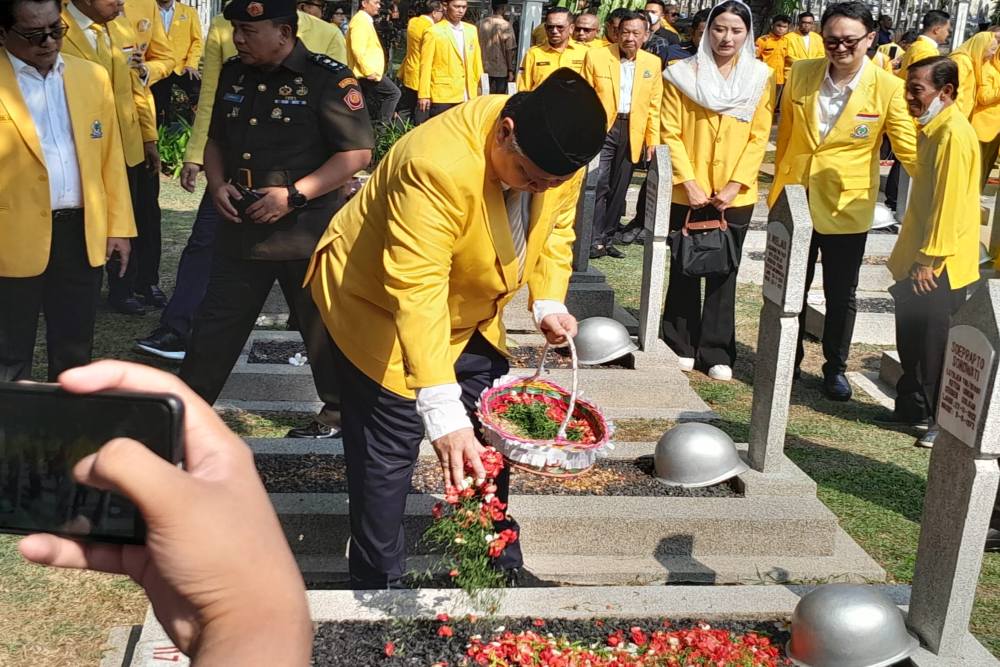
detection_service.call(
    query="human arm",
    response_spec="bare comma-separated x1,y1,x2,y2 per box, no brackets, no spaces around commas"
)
183,21,224,167
714,71,775,209
184,9,203,73
18,361,313,665
504,25,516,81
418,29,435,105
516,50,531,91
98,69,137,241
141,9,177,86
327,24,348,63
916,130,972,270
470,30,484,97
659,80,708,206
204,139,240,223
954,56,975,118
976,62,1000,106
884,80,919,175
643,63,662,157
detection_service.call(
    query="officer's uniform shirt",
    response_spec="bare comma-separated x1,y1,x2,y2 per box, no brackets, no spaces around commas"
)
209,40,374,260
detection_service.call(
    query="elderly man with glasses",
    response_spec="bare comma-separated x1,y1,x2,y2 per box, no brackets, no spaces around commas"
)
517,6,586,91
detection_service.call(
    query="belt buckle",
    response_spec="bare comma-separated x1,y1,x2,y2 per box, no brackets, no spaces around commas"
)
237,168,253,189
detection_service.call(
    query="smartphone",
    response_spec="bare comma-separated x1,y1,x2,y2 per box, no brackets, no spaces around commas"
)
0,383,184,544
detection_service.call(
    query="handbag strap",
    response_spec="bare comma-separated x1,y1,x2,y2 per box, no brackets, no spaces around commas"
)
682,207,728,235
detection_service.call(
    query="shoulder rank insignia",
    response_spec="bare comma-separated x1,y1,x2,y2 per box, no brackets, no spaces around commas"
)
90,120,103,139
309,53,347,73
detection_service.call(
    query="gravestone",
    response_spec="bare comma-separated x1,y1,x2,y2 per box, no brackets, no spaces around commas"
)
748,186,813,473
907,280,1000,657
637,145,671,352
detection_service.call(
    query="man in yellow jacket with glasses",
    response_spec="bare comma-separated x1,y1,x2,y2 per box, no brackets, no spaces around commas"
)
772,1,917,401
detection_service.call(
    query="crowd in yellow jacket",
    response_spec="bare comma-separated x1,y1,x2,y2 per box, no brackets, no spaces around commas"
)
785,30,824,63
517,40,587,91
184,11,347,166
772,59,918,235
306,96,580,397
161,1,203,75
347,10,385,80
0,55,136,277
755,33,788,84
581,45,662,163
897,34,940,79
950,32,999,118
872,42,903,73
418,20,484,103
887,104,981,289
399,14,435,91
660,72,776,208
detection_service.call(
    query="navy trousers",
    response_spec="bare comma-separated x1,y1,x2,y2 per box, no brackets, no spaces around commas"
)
160,192,220,339
332,332,522,589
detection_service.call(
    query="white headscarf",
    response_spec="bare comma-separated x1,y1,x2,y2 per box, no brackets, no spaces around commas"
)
662,0,771,122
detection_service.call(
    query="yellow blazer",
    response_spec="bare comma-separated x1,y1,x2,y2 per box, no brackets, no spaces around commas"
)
872,42,901,73
887,104,981,289
953,53,977,118
531,22,546,47
0,54,136,277
517,41,587,91
185,12,347,165
581,45,662,163
785,31,824,63
347,11,384,79
897,36,940,79
306,96,580,396
61,9,146,167
162,2,203,74
660,72,775,208
418,21,484,103
772,59,918,235
400,14,434,90
755,33,788,84
971,60,1000,142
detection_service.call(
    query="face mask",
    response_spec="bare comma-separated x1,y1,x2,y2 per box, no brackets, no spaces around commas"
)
917,95,945,125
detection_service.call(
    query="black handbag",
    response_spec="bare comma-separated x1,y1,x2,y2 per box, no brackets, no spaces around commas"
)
667,206,739,278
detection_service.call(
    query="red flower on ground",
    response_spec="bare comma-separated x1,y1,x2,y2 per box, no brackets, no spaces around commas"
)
437,625,454,638
533,618,546,627
383,641,395,657
435,613,450,622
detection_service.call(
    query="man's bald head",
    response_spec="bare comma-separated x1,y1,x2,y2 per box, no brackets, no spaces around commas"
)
573,12,599,42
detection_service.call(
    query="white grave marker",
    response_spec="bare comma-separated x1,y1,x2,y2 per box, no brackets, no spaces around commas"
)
937,325,996,447
762,221,791,306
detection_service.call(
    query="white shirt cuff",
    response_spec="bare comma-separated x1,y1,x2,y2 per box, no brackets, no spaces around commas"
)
415,383,473,442
532,300,568,329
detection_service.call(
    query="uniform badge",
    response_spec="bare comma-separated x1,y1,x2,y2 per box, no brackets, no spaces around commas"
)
343,88,364,111
90,120,103,139
271,107,283,119
296,86,308,96
279,85,293,96
247,2,264,16
227,106,240,118
232,85,244,93
643,70,652,78
294,77,303,84
223,92,244,103
851,124,870,139
138,18,150,32
338,77,358,88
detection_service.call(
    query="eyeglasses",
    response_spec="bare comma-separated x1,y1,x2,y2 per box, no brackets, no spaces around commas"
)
666,11,679,17
544,23,569,31
10,20,69,46
574,26,597,32
823,34,868,50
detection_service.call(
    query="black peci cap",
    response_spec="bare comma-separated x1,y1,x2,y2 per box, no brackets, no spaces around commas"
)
511,68,607,177
224,0,298,21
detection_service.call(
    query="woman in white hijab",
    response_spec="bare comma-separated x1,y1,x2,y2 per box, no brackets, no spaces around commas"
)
659,0,773,382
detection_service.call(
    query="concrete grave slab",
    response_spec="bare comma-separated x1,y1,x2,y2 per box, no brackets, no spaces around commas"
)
804,303,897,346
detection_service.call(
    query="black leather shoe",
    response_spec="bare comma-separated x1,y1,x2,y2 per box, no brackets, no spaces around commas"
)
138,285,168,309
986,528,1000,552
135,327,186,361
605,245,625,258
286,420,342,439
589,245,608,259
504,567,522,588
109,296,146,316
823,373,853,401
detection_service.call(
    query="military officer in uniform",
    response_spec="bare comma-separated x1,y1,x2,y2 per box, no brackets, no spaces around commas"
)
178,0,374,436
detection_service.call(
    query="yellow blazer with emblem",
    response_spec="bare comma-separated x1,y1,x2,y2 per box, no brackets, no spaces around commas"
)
772,59,918,235
400,14,434,90
785,31,824,63
582,45,662,164
347,11,384,79
306,95,580,397
971,60,1000,142
517,40,587,91
185,11,348,165
418,20,484,103
660,71,775,208
61,8,147,167
162,1,203,74
0,53,136,278
897,35,940,79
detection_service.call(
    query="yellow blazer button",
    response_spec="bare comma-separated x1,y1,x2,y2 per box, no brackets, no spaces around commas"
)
242,152,251,160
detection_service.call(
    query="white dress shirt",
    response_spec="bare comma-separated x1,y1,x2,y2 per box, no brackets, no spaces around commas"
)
816,59,866,141
618,57,636,114
159,0,176,33
7,52,83,210
66,1,104,51
802,33,812,49
450,21,466,61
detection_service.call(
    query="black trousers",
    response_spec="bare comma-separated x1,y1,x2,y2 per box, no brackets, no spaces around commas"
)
592,115,634,248
0,211,101,382
150,72,200,127
661,203,751,368
333,332,522,588
796,229,868,377
396,85,429,125
488,76,508,94
108,163,161,301
360,77,402,124
179,250,341,427
428,101,459,119
892,270,966,422
885,160,901,210
980,136,1000,192
160,192,220,338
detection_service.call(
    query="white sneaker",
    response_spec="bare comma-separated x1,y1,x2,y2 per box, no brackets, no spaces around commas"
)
915,425,939,448
707,365,733,381
677,357,695,372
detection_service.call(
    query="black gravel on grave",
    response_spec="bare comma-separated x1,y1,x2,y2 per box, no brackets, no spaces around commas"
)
256,454,740,497
248,340,632,369
310,616,790,666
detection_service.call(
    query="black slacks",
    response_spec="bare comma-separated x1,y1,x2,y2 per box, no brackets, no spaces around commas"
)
796,229,868,377
332,332,522,589
661,203,751,368
488,76,509,94
160,192,220,338
360,76,402,124
108,164,161,301
428,101,459,119
396,85,429,125
0,211,101,382
892,270,966,422
592,115,633,248
179,250,341,427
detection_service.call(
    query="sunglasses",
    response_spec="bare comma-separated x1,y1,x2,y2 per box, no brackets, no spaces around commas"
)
544,23,569,30
823,34,867,50
667,11,679,16
574,26,597,32
10,20,69,46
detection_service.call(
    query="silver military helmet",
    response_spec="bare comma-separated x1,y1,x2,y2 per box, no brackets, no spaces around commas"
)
653,423,748,488
871,203,897,230
573,317,638,365
786,584,919,667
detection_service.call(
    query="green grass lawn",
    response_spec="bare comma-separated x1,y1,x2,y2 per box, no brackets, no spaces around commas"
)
1,179,998,663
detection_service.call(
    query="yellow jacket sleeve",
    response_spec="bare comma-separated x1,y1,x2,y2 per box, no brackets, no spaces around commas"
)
731,75,775,187
383,158,465,389
883,82,919,175
774,74,793,173
527,179,577,305
644,69,662,151
919,131,975,263
327,24,347,62
99,71,138,239
185,9,204,70
954,55,976,118
471,30,485,93
660,82,696,184
516,49,532,91
133,68,158,143
142,11,176,85
184,22,223,165
418,29,436,99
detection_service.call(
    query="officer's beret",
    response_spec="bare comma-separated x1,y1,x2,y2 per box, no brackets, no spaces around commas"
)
224,0,297,22
511,68,607,177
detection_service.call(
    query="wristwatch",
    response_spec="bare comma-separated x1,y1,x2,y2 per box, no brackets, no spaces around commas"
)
287,185,308,209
